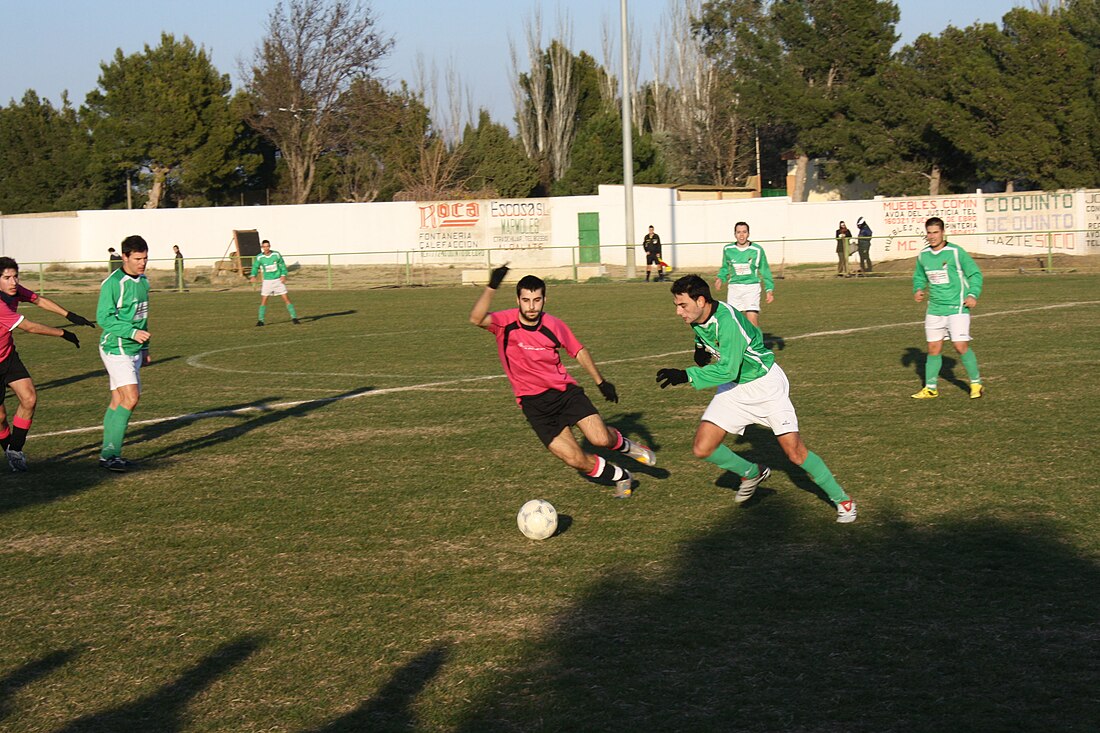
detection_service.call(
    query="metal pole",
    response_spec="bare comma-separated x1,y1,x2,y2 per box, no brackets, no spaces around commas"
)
621,0,636,279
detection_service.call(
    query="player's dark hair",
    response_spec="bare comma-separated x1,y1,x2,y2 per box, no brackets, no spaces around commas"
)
516,275,546,297
735,221,750,232
926,216,945,230
262,239,270,245
0,256,18,274
670,274,715,304
120,235,148,255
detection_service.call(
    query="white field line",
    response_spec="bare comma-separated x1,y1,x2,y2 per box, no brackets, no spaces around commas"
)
35,300,1100,440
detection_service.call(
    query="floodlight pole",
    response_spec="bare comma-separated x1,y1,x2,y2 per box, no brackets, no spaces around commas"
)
621,0,636,279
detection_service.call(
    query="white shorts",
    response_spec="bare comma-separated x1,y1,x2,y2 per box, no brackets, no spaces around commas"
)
701,364,799,437
726,283,761,313
100,349,143,392
924,313,971,343
261,278,288,297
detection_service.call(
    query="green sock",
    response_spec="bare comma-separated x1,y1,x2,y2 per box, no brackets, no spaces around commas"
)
924,354,942,389
703,444,758,478
960,349,980,383
801,451,849,504
258,305,266,322
101,407,117,459
287,303,298,319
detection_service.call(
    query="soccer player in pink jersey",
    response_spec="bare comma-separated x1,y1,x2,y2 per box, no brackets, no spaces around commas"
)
470,265,655,498
0,256,88,471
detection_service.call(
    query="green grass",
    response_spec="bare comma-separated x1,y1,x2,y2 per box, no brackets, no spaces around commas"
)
2,275,1100,732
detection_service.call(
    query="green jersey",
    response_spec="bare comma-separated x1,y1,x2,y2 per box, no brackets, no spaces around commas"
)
716,242,775,291
97,268,150,356
251,251,288,280
912,242,983,316
687,301,776,390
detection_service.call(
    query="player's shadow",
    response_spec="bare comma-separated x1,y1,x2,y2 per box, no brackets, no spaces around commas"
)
140,388,373,461
452,509,1100,731
41,396,290,464
26,356,181,394
302,644,449,733
712,425,832,507
0,648,80,724
54,635,262,733
900,347,968,393
761,332,786,350
296,310,357,323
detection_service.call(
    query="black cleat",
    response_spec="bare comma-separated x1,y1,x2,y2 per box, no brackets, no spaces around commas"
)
292,318,301,325
99,456,127,472
255,320,264,327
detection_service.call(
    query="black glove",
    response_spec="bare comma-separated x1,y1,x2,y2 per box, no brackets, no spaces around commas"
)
488,264,510,289
61,330,80,348
693,344,711,366
65,311,95,327
598,380,618,403
656,368,688,389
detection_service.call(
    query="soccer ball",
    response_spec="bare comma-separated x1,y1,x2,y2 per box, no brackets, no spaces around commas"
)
517,499,558,540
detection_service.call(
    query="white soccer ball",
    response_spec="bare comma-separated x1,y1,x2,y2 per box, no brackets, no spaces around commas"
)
517,499,558,540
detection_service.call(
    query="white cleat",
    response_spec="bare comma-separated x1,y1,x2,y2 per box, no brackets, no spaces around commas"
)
626,441,656,466
6,448,27,472
735,465,769,503
836,499,857,524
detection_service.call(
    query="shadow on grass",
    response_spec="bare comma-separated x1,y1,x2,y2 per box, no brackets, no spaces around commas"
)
586,411,669,480
762,332,786,351
303,644,448,732
55,635,262,733
18,356,181,395
452,509,1100,732
296,310,357,323
0,648,79,724
139,387,373,461
901,347,967,394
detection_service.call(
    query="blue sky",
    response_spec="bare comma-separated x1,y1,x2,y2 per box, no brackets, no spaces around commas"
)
0,0,1024,124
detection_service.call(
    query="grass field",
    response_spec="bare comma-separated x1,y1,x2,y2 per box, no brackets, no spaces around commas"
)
2,273,1099,732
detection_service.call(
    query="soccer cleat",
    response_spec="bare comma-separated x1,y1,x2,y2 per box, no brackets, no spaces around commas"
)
625,441,656,466
911,387,939,399
292,318,301,325
255,320,264,327
970,383,984,399
836,498,858,523
614,470,634,499
6,449,27,472
735,465,770,503
99,456,127,472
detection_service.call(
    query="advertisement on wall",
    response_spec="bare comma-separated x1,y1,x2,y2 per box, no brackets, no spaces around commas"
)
878,196,980,255
1084,190,1100,254
415,198,553,265
983,192,1079,251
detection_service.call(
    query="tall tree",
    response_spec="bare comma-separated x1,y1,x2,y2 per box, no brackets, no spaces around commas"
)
245,0,393,204
0,91,112,213
697,0,899,200
456,111,539,198
552,110,665,196
85,33,253,208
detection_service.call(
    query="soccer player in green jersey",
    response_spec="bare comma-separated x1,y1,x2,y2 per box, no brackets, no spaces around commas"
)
713,222,774,327
911,217,984,400
97,235,151,472
250,239,299,326
656,274,856,523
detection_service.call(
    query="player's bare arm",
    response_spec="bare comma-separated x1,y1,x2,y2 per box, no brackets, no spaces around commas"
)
575,347,618,403
16,318,80,347
35,295,96,327
470,265,509,329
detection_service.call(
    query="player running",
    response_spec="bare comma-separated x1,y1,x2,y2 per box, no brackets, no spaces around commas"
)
0,256,86,471
470,265,655,498
713,221,774,327
911,216,984,399
656,274,856,523
250,239,300,326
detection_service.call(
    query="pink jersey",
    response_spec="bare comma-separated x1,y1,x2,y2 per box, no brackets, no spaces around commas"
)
0,285,35,362
488,309,585,402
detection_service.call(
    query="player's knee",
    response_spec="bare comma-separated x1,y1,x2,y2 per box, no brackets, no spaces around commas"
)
20,393,37,413
692,441,715,460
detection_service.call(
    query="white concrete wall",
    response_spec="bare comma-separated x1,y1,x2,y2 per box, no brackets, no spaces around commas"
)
3,186,1097,270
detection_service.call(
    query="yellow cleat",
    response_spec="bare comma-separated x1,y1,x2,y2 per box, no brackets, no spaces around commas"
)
911,387,939,399
970,383,984,399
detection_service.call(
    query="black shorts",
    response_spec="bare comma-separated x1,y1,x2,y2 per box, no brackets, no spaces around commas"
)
520,384,599,447
645,251,662,266
0,351,31,392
